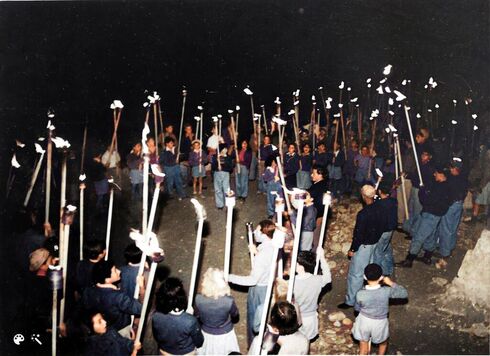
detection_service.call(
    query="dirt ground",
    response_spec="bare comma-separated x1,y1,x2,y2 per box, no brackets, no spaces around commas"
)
2,169,488,355
118,172,489,355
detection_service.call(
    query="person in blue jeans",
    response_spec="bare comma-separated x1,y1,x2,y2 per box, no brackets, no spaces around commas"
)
434,158,467,268
211,144,234,209
372,182,398,276
338,185,383,309
159,136,186,200
262,156,282,218
235,139,253,201
397,166,451,268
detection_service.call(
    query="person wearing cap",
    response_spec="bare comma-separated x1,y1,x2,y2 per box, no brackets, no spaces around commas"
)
372,181,398,276
402,148,435,236
211,143,234,209
352,263,408,355
160,136,186,200
397,166,451,268
433,158,468,268
189,139,208,197
338,185,383,309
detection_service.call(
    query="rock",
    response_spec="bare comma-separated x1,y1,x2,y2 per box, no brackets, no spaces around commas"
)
325,329,336,334
341,242,351,255
333,320,341,327
334,337,346,344
462,323,489,338
328,311,346,322
328,260,337,269
444,230,490,309
342,317,353,326
431,277,448,287
330,242,343,253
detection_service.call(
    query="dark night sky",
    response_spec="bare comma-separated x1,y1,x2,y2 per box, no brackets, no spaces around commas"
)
0,0,489,162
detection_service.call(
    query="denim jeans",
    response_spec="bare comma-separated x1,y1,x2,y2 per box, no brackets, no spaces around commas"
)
258,161,266,193
345,244,376,306
247,285,267,346
403,187,422,235
300,231,314,251
409,212,441,255
372,231,394,276
266,180,283,217
163,165,186,198
235,164,249,198
180,162,190,188
249,154,258,181
213,171,230,208
436,201,463,257
296,171,312,190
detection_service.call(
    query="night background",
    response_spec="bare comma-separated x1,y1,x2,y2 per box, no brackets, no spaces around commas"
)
0,0,489,353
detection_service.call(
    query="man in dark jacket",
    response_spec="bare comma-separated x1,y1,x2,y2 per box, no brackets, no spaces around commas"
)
308,164,329,250
397,166,451,268
338,185,383,308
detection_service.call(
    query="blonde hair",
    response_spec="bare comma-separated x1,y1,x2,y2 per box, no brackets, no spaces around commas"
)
200,268,231,299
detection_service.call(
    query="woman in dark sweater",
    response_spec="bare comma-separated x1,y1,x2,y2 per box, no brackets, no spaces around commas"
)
152,277,204,355
194,268,240,355
235,139,253,201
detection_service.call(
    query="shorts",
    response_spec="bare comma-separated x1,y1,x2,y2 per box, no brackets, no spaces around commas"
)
352,313,389,344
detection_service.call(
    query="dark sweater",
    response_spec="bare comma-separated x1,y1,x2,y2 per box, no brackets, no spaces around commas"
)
195,294,239,335
374,197,398,232
259,144,274,162
85,328,133,356
283,152,300,176
211,154,234,173
308,179,329,217
152,311,204,354
419,180,451,216
448,173,468,203
159,149,178,167
299,154,313,172
82,287,142,331
350,203,383,252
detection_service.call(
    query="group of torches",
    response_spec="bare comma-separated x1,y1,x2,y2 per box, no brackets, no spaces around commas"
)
8,63,481,355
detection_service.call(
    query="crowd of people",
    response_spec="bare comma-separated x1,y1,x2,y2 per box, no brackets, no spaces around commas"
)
8,105,490,356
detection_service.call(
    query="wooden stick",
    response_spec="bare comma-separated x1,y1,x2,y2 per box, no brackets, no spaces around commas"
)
176,89,187,163
286,194,305,302
314,192,332,275
59,223,70,325
246,222,255,269
107,108,122,167
45,129,53,237
340,108,347,157
104,186,114,260
357,108,362,144
231,116,240,174
52,288,57,356
158,101,164,144
223,192,236,281
395,136,409,219
153,103,159,155
24,152,45,207
79,183,85,261
187,199,206,311
262,106,268,135
58,153,67,272
404,105,424,186
142,154,150,236
80,122,88,173
275,156,292,213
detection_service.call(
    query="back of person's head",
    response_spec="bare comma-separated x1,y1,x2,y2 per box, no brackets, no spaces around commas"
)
364,263,383,281
361,184,376,199
156,277,187,314
200,268,230,299
258,219,275,238
273,278,288,302
270,301,300,335
124,243,142,264
84,240,106,260
92,260,115,285
377,181,392,196
297,251,316,274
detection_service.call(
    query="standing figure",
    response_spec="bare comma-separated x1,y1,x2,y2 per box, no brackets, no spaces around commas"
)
152,278,204,355
189,140,208,197
283,143,300,189
338,185,382,309
211,144,234,209
159,137,186,200
195,268,240,355
126,143,144,200
236,139,253,201
328,142,345,199
297,143,313,190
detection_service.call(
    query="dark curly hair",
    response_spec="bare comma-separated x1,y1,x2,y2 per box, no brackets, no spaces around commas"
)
270,301,300,335
297,250,316,274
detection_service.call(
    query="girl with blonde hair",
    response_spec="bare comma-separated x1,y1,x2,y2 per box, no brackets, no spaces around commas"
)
194,268,240,355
